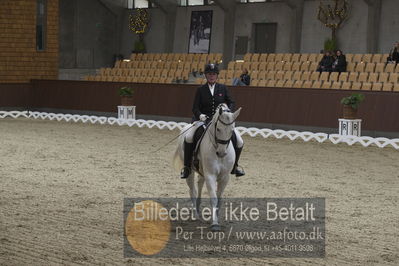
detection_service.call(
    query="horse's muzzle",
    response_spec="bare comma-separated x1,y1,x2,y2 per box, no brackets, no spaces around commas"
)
216,151,227,158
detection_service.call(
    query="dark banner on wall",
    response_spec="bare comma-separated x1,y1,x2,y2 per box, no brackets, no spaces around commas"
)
188,10,213,54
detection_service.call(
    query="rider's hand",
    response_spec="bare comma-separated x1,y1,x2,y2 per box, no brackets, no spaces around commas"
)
199,114,207,122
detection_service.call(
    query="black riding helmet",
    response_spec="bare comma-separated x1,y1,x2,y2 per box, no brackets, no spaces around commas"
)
204,63,219,74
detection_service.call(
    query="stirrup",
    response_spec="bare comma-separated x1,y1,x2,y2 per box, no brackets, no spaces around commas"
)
231,165,245,177
180,166,191,179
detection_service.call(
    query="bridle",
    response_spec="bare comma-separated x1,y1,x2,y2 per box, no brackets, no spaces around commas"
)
209,107,236,149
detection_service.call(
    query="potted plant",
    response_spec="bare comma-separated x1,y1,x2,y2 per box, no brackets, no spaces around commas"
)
133,39,146,53
324,38,337,52
340,93,365,119
118,86,134,106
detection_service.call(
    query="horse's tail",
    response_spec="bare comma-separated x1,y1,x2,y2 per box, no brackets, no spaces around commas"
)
172,124,191,172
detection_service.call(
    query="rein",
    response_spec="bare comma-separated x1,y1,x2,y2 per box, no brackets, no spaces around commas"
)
152,123,197,152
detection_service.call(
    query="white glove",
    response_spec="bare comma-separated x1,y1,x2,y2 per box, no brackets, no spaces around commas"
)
199,114,208,121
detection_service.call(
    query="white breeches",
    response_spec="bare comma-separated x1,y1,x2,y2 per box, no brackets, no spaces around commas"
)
234,129,244,148
184,121,243,148
184,121,205,143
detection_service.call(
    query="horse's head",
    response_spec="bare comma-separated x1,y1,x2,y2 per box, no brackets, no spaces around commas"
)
212,104,241,158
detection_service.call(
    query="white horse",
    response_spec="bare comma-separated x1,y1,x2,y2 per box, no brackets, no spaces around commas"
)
173,104,241,231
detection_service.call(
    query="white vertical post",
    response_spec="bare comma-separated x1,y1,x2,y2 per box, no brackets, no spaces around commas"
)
338,119,362,137
118,106,136,120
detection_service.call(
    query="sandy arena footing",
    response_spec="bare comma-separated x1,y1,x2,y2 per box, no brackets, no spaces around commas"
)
0,119,398,265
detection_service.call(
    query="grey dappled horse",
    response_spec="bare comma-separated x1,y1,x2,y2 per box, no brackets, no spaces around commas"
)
174,104,241,231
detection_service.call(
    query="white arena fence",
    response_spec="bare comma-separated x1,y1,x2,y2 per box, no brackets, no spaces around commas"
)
1,110,399,150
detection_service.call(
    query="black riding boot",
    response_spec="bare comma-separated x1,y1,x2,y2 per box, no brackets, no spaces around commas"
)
180,141,194,179
231,146,245,177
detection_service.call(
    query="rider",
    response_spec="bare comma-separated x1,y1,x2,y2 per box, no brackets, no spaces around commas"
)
180,63,245,179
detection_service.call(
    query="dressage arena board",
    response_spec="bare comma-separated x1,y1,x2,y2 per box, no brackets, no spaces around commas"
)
1,111,399,149
0,118,398,265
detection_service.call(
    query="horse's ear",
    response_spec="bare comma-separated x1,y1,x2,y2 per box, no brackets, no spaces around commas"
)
219,107,223,115
233,107,241,120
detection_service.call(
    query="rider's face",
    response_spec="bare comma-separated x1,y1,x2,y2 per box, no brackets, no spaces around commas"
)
205,72,218,84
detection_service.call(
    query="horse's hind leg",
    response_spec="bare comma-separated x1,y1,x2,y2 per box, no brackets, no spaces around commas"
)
186,173,200,218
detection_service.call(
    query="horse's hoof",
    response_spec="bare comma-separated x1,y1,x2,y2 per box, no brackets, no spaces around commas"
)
210,224,221,232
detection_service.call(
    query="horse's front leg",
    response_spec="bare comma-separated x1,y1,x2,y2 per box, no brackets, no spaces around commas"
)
216,173,230,219
196,175,205,215
185,173,200,219
204,175,220,231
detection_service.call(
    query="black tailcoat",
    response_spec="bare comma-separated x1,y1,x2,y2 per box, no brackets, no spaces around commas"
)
192,83,235,121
